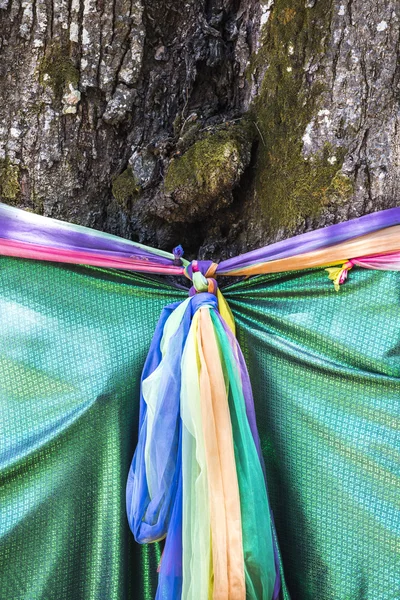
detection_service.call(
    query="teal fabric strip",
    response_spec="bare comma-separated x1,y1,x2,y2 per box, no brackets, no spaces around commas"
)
211,312,276,599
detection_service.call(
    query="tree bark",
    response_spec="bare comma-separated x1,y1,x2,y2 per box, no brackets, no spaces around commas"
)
0,0,399,260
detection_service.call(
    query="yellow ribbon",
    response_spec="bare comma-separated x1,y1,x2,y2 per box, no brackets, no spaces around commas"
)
325,260,354,291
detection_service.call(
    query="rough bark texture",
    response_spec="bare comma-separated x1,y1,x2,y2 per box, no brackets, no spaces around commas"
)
0,0,399,260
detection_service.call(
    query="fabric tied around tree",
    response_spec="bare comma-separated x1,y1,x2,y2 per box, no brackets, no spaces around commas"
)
3,203,400,599
126,263,279,600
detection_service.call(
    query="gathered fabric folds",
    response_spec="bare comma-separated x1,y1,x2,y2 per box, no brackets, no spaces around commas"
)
126,292,277,600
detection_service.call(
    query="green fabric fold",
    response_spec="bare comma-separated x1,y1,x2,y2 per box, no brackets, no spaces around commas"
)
0,257,399,600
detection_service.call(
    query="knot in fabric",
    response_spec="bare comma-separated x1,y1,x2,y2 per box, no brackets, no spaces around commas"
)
172,245,185,265
342,259,355,271
184,260,219,296
190,292,218,313
325,259,355,291
184,259,235,336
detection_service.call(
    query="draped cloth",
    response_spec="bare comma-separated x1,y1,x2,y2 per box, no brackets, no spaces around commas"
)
0,203,399,600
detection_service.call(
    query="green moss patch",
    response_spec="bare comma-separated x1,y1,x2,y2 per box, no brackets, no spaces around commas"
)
39,43,79,99
247,0,352,231
112,167,141,207
164,119,255,220
0,159,20,203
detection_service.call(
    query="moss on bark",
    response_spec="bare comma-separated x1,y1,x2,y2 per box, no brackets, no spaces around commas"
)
163,119,255,220
0,159,20,203
247,0,353,231
39,43,79,99
112,167,141,207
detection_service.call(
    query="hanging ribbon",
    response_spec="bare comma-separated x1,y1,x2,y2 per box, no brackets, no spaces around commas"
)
126,262,278,599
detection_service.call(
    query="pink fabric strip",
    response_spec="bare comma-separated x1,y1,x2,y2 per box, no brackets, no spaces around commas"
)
0,238,185,275
353,251,400,270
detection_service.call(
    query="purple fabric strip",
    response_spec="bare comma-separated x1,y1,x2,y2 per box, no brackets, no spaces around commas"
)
218,207,400,273
218,314,263,463
3,201,400,275
0,203,175,266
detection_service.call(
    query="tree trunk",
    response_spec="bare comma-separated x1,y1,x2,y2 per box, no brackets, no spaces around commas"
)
0,0,399,260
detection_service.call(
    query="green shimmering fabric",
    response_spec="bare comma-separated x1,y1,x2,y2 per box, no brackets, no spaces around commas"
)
227,267,400,600
1,257,399,599
0,257,185,600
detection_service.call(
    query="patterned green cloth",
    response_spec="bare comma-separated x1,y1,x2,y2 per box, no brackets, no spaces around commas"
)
0,257,399,599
